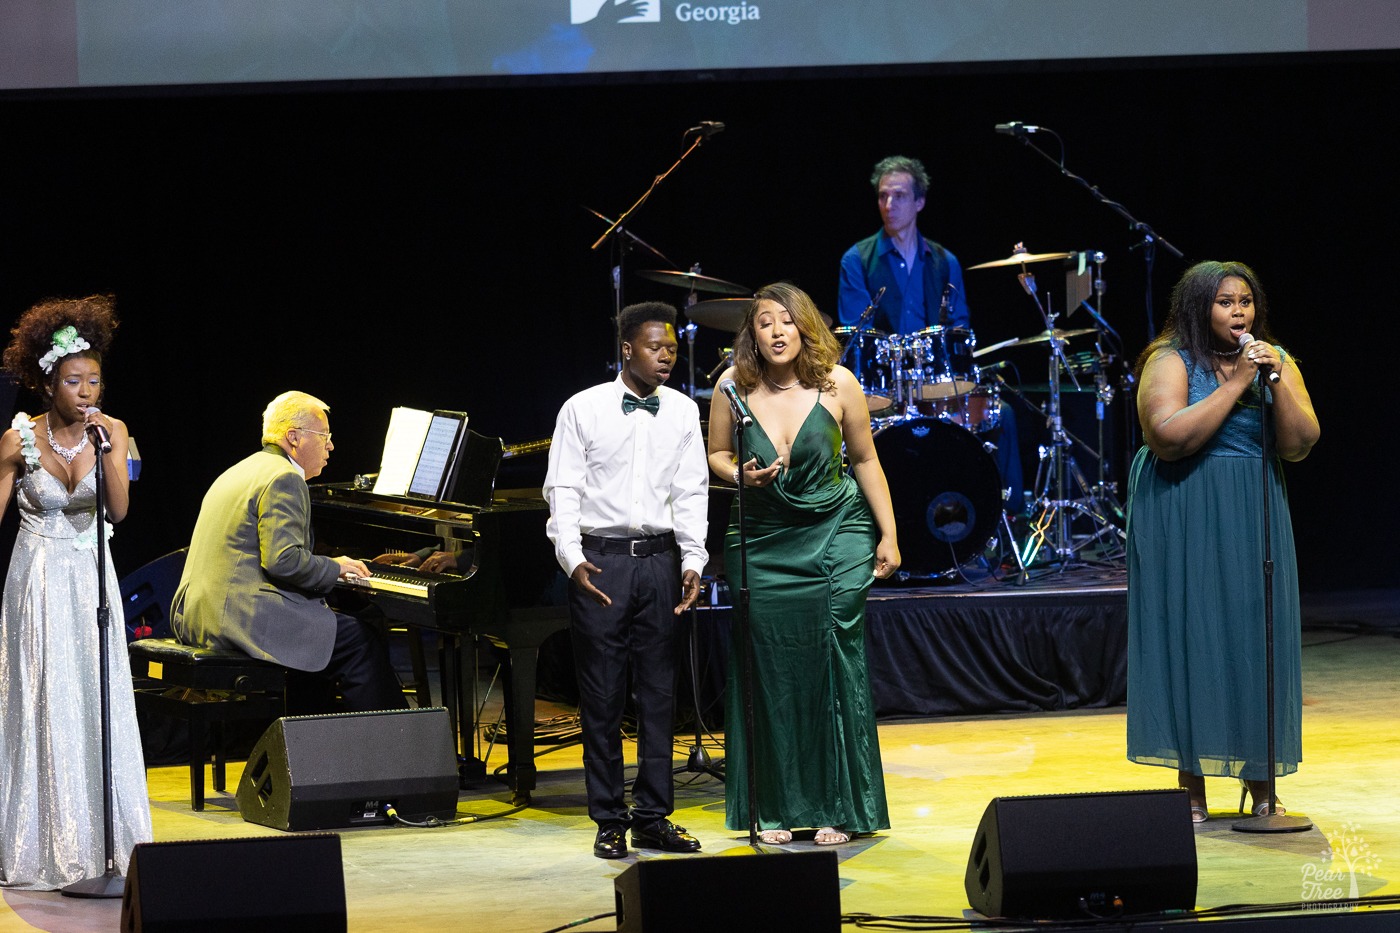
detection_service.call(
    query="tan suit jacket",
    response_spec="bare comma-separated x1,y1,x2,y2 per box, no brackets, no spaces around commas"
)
171,445,339,671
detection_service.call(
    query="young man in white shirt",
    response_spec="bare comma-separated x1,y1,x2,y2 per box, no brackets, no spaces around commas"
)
544,301,709,859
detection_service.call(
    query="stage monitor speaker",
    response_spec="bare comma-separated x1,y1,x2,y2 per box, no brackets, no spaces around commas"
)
965,789,1197,920
236,706,458,831
120,833,345,932
615,849,840,933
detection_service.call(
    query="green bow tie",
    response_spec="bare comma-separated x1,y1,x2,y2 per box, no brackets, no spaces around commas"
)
622,393,660,416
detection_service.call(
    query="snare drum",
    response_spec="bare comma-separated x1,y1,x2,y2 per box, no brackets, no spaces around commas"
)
833,326,894,414
900,326,979,400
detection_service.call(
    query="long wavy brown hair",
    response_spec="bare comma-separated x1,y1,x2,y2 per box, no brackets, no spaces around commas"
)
2,295,118,402
731,282,839,394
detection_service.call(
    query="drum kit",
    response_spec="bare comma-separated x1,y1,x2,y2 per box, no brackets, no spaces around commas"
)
635,242,1128,582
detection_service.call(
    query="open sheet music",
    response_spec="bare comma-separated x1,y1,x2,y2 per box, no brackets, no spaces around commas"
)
371,408,469,500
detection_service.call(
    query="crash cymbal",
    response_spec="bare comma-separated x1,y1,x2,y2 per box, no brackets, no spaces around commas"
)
636,268,752,296
967,244,1075,270
973,328,1096,356
685,297,830,331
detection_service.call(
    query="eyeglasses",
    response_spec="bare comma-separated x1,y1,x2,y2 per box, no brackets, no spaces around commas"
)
296,428,332,442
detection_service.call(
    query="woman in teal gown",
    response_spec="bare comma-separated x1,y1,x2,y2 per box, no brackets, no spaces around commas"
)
1127,261,1319,822
707,283,901,846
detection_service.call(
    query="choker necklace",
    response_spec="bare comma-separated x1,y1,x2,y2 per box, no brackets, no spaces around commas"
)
1213,346,1242,358
764,373,800,391
45,418,88,463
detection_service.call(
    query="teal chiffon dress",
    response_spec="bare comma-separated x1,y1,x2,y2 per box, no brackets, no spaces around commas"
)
1126,349,1301,780
723,395,890,834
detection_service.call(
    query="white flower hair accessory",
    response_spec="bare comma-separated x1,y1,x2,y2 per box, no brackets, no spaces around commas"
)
10,413,40,470
38,325,91,374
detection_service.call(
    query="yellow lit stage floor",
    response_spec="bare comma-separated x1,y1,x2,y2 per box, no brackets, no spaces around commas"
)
2,590,1397,931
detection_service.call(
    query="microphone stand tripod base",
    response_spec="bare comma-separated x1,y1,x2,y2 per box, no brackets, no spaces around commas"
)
61,870,125,898
1231,812,1313,834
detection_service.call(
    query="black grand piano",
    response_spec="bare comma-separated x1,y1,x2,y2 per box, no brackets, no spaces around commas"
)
309,431,565,803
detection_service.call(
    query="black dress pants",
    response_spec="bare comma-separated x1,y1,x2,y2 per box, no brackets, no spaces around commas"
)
569,544,681,828
290,610,408,714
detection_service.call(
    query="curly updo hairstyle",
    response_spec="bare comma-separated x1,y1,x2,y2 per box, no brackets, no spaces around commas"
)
2,295,119,400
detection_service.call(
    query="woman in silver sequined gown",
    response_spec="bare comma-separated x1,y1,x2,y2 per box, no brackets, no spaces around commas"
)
0,297,151,890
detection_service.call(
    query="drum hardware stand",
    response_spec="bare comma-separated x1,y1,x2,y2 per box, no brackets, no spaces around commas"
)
681,318,700,398
1073,253,1129,529
839,286,885,378
1013,271,1126,570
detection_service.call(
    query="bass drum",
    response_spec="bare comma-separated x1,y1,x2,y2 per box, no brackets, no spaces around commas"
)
873,417,1004,577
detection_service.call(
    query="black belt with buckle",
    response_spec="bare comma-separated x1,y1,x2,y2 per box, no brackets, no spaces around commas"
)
581,532,677,558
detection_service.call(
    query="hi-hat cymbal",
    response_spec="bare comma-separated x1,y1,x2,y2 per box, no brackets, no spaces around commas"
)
685,297,831,331
968,245,1075,270
972,327,1096,357
636,268,752,296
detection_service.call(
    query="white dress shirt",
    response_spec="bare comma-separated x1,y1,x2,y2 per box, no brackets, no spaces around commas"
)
543,376,709,579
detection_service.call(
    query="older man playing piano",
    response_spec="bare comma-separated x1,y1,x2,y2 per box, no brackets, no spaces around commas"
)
171,390,406,712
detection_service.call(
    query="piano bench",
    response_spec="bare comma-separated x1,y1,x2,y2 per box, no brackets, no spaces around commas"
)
128,637,288,812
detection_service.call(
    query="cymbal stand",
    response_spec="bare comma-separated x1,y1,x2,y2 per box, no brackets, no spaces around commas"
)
1015,271,1125,570
1077,251,1128,528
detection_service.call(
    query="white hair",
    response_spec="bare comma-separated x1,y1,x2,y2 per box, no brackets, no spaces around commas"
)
261,390,330,445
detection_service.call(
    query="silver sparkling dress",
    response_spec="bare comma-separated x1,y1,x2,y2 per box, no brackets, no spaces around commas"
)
0,457,152,890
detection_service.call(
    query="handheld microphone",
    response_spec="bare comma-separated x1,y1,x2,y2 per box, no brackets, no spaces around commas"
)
1238,333,1281,385
995,121,1041,136
684,121,725,139
716,378,754,428
83,407,112,453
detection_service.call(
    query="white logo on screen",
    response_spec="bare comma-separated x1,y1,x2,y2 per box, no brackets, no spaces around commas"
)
571,0,660,24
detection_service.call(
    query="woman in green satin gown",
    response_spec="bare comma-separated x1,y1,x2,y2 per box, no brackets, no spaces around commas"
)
1127,261,1319,822
707,283,901,847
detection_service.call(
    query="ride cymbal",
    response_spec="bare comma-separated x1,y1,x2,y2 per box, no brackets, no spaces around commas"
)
636,269,752,295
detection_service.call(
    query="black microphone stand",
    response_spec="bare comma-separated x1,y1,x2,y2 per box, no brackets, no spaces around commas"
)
62,433,125,899
729,410,759,847
1000,125,1184,338
591,130,715,373
1233,374,1311,834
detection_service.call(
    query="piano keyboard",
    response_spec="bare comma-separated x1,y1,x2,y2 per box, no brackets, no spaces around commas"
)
342,563,463,600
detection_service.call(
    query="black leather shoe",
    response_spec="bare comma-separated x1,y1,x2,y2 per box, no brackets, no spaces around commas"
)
594,825,628,859
630,820,701,853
